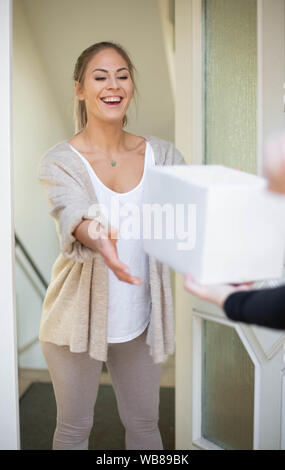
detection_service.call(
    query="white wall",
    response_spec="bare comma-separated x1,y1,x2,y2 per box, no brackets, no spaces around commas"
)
13,0,68,368
0,0,20,450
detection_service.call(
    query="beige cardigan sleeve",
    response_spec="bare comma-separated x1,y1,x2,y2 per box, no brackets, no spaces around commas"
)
165,142,187,166
38,154,101,263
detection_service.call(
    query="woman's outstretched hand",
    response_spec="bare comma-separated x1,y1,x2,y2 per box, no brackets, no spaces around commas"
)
183,273,254,309
90,222,142,286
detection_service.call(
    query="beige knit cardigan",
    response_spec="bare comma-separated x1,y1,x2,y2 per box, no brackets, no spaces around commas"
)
38,135,186,364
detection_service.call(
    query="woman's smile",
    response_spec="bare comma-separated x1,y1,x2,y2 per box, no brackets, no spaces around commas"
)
74,48,134,124
100,95,124,107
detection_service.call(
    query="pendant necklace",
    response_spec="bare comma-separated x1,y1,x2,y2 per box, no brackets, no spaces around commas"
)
85,134,117,167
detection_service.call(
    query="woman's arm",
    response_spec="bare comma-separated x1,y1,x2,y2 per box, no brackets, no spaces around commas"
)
38,154,141,284
73,219,141,285
38,154,102,263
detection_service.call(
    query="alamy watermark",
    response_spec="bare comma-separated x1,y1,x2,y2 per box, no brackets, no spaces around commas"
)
87,197,197,251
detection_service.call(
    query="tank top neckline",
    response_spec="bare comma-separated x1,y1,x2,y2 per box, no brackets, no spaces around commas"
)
68,140,149,196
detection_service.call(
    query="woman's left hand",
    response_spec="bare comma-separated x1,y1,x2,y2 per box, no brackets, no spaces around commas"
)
183,273,254,309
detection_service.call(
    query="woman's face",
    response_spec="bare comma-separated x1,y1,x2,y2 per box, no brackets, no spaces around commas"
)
76,48,134,125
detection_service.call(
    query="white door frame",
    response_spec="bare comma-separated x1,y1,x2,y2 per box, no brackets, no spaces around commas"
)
0,0,20,450
174,0,203,451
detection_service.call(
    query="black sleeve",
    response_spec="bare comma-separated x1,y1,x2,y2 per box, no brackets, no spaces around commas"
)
223,285,285,330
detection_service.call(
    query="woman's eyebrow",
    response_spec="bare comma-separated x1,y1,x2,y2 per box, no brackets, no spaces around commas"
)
91,67,129,73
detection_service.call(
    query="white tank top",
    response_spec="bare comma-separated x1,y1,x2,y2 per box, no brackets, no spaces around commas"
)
69,141,155,343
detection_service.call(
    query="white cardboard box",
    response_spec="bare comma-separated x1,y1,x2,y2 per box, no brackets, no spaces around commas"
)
142,164,285,284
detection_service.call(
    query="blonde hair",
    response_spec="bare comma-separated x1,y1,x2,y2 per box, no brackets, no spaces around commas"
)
73,41,138,133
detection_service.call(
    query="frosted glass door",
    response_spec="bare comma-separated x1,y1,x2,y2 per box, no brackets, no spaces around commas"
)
200,0,257,450
192,0,285,451
203,0,257,173
201,320,254,450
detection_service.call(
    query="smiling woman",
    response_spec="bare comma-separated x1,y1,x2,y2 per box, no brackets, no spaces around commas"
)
73,41,138,132
37,40,186,451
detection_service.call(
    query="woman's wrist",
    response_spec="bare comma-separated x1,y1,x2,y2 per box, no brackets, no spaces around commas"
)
73,219,104,253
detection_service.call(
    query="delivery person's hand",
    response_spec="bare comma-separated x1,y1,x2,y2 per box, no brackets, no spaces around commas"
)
183,273,253,309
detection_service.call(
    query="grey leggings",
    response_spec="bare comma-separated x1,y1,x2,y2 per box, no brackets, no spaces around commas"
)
40,325,163,450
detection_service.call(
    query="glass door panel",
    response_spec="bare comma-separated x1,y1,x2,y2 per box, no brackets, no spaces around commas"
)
203,0,257,173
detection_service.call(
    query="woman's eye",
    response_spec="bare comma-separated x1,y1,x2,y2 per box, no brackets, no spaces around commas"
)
94,76,128,81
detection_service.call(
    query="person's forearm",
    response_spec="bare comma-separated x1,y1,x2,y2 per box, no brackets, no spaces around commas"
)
73,219,101,252
223,285,285,329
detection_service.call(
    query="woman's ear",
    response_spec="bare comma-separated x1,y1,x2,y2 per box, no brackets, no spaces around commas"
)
74,80,85,101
